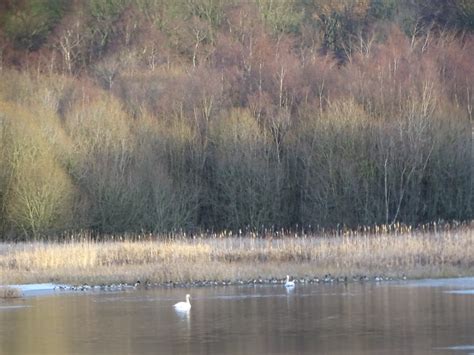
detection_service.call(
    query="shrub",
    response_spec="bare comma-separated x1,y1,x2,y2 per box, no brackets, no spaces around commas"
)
0,101,75,238
0,286,22,299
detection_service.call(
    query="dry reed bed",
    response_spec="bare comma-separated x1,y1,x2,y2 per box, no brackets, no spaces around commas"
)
0,286,22,298
0,228,473,285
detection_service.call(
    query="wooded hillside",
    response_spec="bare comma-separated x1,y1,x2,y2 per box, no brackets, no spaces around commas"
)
0,0,472,239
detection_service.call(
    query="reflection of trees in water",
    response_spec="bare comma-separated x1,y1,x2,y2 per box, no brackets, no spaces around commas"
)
7,297,70,354
3,282,474,353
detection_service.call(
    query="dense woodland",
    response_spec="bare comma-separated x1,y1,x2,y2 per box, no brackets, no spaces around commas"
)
0,0,472,239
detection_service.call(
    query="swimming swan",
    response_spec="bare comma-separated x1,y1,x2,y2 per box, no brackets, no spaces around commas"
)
285,275,295,288
174,294,191,311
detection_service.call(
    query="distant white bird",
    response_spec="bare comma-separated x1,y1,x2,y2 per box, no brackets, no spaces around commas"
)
174,294,191,311
285,275,295,288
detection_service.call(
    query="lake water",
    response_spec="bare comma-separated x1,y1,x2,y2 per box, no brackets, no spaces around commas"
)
1,278,474,354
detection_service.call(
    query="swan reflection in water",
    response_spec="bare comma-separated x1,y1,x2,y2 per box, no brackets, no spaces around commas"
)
173,295,191,334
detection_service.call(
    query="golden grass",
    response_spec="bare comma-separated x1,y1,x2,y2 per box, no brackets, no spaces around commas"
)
0,226,473,285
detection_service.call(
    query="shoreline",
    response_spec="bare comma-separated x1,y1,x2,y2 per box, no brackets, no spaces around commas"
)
2,260,472,288
4,274,474,299
1,227,473,288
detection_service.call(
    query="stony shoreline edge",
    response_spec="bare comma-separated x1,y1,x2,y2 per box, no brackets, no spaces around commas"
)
52,273,406,292
5,273,474,298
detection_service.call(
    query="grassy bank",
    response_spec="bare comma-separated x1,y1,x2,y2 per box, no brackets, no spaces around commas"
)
0,226,473,286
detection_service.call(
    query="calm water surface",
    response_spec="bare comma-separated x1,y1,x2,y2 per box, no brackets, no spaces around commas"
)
1,278,474,354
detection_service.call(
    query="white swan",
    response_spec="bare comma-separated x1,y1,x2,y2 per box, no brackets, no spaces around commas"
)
174,294,191,311
285,275,295,288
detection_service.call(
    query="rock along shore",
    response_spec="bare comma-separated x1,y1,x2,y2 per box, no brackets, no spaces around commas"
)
53,273,407,293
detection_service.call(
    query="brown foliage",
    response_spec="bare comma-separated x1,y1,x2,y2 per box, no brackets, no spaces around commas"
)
0,2,472,238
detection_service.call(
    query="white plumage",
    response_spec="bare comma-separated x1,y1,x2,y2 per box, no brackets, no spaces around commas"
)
285,275,295,288
174,294,191,311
